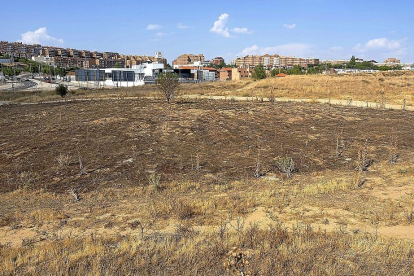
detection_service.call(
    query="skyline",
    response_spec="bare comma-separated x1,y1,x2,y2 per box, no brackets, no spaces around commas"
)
1,0,413,63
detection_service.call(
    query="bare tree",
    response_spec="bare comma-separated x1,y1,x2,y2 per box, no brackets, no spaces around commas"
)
156,72,180,104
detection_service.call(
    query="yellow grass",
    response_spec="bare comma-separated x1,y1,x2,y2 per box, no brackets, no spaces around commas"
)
179,71,414,106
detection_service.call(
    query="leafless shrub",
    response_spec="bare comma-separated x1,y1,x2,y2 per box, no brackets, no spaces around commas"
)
253,145,261,178
378,90,386,109
388,135,400,164
223,247,252,276
78,154,88,175
191,153,202,171
68,188,81,202
335,127,345,157
148,172,161,190
17,171,38,189
269,88,275,102
56,153,71,167
276,156,297,178
355,139,373,172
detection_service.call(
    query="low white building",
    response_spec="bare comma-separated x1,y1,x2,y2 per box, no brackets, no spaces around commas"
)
402,64,414,70
75,62,165,87
31,55,55,66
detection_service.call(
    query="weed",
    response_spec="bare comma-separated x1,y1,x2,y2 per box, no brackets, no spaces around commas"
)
56,153,71,167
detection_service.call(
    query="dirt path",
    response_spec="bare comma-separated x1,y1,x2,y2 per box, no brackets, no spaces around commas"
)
181,95,414,111
2,94,413,112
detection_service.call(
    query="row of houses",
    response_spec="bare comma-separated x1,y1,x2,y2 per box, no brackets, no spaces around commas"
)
172,53,320,69
232,54,319,69
0,41,167,69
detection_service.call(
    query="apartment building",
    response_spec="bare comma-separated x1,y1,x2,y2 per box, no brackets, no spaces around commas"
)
172,54,205,66
321,59,348,65
0,42,41,58
1,41,167,70
211,56,225,65
235,55,261,68
219,68,232,80
92,51,103,58
95,59,125,68
231,68,252,80
103,52,119,59
79,50,91,58
76,58,92,69
384,58,400,64
52,56,77,68
68,49,79,58
235,54,319,68
56,49,68,57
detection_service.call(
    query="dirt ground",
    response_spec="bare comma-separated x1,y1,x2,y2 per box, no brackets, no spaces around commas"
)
1,98,414,274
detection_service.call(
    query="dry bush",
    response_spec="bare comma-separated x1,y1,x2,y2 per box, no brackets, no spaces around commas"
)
276,156,297,178
175,200,196,220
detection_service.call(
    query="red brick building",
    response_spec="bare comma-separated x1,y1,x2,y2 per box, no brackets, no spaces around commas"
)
172,54,205,66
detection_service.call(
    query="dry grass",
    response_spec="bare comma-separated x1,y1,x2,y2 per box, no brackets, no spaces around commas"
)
2,71,414,107
180,71,414,106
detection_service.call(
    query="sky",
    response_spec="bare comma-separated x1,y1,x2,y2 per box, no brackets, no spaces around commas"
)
1,0,413,63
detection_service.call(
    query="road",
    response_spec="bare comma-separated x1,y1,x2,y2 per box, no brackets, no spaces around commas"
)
1,80,37,92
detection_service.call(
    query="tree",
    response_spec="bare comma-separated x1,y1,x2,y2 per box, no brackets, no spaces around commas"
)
270,69,278,77
252,65,266,80
348,56,356,68
55,84,68,98
155,72,180,104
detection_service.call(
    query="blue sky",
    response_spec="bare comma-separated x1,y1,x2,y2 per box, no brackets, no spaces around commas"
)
1,0,413,63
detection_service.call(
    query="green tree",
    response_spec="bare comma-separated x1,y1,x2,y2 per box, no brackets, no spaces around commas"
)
55,84,68,98
291,65,303,75
348,56,356,68
155,72,180,104
252,65,266,80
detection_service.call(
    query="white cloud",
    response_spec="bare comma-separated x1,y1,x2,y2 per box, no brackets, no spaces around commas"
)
155,32,167,37
210,13,230,38
19,27,63,45
353,37,404,53
365,38,401,50
283,23,296,29
352,37,409,60
232,27,253,34
146,24,163,30
238,43,315,57
330,46,344,52
177,23,189,29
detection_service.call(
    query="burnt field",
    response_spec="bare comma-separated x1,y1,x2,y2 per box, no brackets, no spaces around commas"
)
2,98,414,275
1,98,414,194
